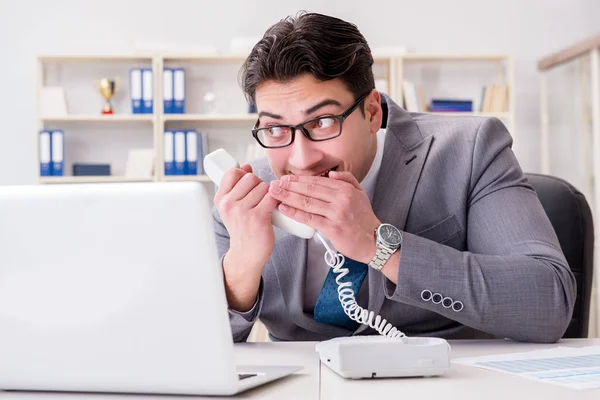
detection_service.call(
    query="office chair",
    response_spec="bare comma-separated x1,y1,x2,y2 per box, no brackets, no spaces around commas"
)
525,173,595,338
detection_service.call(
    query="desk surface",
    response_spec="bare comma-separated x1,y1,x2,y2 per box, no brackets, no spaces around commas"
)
321,338,600,400
1,339,599,399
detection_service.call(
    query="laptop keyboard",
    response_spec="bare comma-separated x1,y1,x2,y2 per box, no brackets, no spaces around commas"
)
238,373,257,380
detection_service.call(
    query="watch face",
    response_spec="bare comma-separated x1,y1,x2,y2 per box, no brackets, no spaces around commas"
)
379,224,402,247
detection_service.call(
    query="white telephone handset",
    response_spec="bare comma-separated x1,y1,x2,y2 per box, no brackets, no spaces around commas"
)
203,148,315,239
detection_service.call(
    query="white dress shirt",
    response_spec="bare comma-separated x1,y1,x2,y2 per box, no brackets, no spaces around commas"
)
304,129,387,312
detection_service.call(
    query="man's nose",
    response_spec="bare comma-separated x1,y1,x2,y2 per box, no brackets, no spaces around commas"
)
288,130,322,171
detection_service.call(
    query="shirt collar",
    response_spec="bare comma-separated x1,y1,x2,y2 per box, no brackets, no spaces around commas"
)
360,129,386,203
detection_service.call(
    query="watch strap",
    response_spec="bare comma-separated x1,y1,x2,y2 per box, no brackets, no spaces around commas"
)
368,245,396,271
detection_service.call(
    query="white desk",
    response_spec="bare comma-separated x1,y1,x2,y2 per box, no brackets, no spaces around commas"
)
2,339,599,399
320,339,600,399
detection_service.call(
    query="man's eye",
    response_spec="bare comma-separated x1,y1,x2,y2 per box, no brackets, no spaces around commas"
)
267,127,286,137
316,118,335,129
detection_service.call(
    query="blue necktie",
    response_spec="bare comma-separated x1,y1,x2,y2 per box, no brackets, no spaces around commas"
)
313,257,368,330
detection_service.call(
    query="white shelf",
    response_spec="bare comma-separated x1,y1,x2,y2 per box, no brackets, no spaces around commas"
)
40,115,154,122
162,54,247,63
161,114,257,123
401,54,510,62
163,175,211,182
424,112,511,118
37,54,154,62
40,176,154,184
40,175,212,184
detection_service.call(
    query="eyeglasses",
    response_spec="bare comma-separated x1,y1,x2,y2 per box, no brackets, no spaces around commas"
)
251,91,371,149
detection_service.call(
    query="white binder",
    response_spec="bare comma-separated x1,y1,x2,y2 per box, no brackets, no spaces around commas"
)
163,68,174,113
174,131,186,175
142,69,153,113
164,131,175,176
50,130,64,176
173,69,185,113
39,131,52,176
130,68,143,113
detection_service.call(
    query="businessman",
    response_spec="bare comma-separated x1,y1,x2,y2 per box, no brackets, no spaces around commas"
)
212,12,576,343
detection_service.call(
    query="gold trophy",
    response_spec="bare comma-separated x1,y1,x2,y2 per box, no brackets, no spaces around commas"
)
98,78,118,114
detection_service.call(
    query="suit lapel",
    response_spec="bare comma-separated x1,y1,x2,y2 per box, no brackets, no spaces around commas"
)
355,95,434,334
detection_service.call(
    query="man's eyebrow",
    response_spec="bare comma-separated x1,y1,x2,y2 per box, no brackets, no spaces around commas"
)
257,99,342,121
305,99,342,115
258,111,283,120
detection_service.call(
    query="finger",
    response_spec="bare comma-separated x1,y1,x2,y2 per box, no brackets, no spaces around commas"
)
240,163,253,174
281,174,347,190
274,176,336,203
277,203,328,231
255,191,280,215
328,170,362,190
216,168,247,197
244,181,270,209
269,183,333,219
227,172,264,202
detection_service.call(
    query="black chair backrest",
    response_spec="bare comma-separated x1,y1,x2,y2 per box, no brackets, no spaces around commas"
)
526,173,595,338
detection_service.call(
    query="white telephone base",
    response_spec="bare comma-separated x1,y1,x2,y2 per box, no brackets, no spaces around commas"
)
315,336,451,379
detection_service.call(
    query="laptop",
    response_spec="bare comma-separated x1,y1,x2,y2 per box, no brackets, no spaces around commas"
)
0,182,301,396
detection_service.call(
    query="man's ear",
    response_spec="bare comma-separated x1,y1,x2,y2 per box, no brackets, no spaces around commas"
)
364,89,383,134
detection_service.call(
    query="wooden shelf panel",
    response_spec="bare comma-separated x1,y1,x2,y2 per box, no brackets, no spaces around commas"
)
163,175,211,183
424,112,510,118
401,54,509,62
161,114,257,123
40,176,154,184
40,115,154,122
162,54,247,63
37,54,154,62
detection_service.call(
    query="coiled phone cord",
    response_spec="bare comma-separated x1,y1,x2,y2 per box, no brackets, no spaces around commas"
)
316,232,406,340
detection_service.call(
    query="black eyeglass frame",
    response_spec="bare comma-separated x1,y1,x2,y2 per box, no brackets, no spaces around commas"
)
251,91,371,149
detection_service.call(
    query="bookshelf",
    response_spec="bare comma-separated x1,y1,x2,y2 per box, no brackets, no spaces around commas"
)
36,53,399,185
396,54,515,138
36,53,513,184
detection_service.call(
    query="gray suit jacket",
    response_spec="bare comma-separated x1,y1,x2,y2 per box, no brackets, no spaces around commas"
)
212,94,576,344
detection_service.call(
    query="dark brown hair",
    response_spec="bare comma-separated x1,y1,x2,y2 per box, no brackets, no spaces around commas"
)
240,12,375,108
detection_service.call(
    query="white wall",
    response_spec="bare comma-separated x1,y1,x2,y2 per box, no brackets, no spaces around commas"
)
0,0,598,184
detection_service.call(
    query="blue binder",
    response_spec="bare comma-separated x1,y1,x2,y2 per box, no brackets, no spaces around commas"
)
164,131,175,176
185,130,200,175
130,68,143,114
50,130,64,176
142,68,153,114
173,68,185,114
39,130,52,176
163,68,174,114
174,131,187,175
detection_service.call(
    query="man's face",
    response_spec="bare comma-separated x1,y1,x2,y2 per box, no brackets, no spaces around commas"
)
254,74,382,182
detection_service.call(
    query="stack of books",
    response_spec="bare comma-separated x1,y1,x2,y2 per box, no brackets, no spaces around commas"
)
428,99,473,112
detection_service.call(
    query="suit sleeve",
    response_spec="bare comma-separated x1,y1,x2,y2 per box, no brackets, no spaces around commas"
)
212,207,265,342
385,117,577,343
